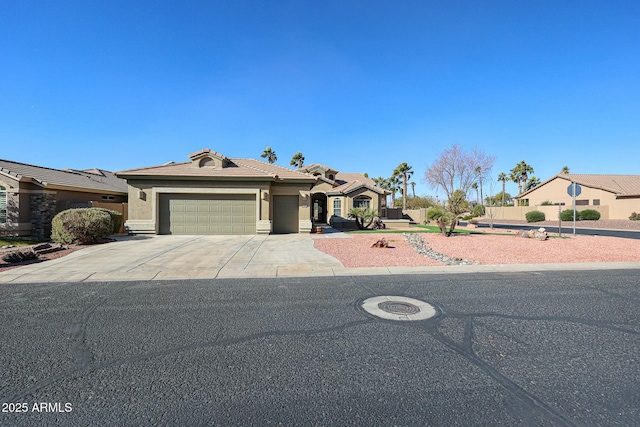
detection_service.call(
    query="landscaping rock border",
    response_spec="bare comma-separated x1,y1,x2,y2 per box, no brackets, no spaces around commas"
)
403,233,480,265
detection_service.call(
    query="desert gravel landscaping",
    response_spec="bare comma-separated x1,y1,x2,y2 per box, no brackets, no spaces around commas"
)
313,231,640,267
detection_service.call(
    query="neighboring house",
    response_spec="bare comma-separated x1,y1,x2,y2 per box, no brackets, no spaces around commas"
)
298,164,389,225
0,159,128,238
115,149,391,235
514,174,640,220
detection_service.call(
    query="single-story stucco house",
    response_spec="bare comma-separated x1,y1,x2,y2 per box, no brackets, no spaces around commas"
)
116,149,389,235
0,159,128,238
514,173,640,220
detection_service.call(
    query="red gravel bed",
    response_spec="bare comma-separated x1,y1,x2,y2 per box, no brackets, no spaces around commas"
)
313,234,444,268
423,233,640,264
314,232,640,267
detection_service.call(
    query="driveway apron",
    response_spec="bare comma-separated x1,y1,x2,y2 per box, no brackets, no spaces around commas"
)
0,234,345,283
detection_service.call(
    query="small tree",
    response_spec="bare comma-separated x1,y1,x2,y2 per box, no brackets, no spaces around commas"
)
348,208,378,229
424,145,492,237
426,206,456,236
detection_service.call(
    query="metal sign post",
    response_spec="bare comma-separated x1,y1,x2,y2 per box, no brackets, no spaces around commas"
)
558,204,562,237
573,182,577,236
567,183,581,236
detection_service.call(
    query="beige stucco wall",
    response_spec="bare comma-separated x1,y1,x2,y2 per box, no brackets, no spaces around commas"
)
325,195,346,217
519,177,639,220
345,188,382,212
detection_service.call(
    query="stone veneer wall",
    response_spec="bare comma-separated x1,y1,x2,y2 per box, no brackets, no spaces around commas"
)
30,194,57,240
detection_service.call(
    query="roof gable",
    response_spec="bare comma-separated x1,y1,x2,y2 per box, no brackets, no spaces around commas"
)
517,173,640,198
0,159,127,193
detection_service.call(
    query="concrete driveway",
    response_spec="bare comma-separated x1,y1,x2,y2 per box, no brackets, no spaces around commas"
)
0,234,346,283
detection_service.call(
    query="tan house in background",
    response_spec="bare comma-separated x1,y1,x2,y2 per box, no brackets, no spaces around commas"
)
0,159,128,238
510,174,640,220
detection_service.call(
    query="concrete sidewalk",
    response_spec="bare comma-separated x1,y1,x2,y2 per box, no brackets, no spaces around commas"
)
1,234,639,283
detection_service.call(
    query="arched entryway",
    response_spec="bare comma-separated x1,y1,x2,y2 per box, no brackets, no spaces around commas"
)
311,193,327,224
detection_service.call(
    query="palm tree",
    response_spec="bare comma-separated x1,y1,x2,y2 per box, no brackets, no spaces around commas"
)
261,147,277,164
475,166,484,205
387,174,401,208
497,172,508,207
410,181,416,198
527,176,541,191
511,160,534,205
393,162,413,209
561,166,570,174
290,152,304,168
471,182,479,204
373,176,390,207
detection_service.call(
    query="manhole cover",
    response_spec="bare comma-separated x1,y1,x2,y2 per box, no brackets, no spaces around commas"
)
378,301,420,315
361,296,437,321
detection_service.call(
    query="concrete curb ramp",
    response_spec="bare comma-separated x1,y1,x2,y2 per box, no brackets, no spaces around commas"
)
1,234,639,283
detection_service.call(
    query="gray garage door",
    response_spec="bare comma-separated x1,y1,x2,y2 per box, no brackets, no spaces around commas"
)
272,195,299,234
159,194,256,235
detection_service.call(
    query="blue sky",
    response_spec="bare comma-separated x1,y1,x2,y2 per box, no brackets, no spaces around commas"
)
2,1,639,198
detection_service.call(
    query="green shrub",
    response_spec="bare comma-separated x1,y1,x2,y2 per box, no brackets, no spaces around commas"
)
560,209,576,221
51,208,113,244
2,250,39,263
579,209,601,220
525,210,546,222
461,215,474,221
540,200,554,206
630,212,640,221
93,208,123,233
472,204,485,217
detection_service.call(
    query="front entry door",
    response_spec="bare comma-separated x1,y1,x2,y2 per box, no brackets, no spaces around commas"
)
312,196,326,223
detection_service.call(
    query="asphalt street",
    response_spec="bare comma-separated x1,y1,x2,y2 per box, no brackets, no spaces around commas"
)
1,270,639,426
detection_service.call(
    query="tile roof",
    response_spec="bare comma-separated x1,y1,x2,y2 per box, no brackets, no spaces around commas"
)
517,174,640,198
334,172,377,187
300,163,338,173
0,159,127,193
328,180,388,195
117,158,316,181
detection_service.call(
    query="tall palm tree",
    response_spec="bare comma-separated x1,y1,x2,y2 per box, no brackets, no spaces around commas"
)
373,176,390,207
471,182,479,204
410,181,416,198
387,174,401,208
511,160,534,205
261,147,277,164
393,162,413,209
497,172,508,207
290,152,304,168
561,166,570,174
475,166,484,205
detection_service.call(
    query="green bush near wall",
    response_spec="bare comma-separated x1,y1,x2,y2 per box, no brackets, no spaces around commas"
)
525,210,546,222
579,209,601,220
51,208,113,244
560,209,577,221
93,208,123,233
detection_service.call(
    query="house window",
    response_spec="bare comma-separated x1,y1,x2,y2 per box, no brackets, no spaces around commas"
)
353,197,370,209
333,198,341,216
576,199,589,206
593,199,600,206
0,186,6,224
329,174,335,180
101,195,116,201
